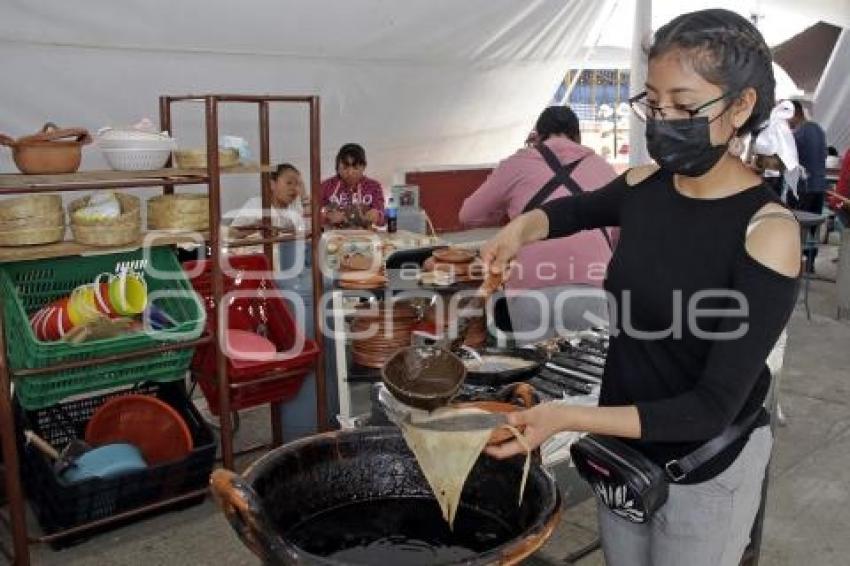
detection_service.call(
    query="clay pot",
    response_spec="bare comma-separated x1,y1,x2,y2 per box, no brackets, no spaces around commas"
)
210,427,562,565
0,123,91,174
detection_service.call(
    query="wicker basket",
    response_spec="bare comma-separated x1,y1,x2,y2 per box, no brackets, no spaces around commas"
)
0,194,63,221
173,148,239,169
0,226,65,247
0,211,65,232
147,194,209,231
0,195,65,246
69,193,141,246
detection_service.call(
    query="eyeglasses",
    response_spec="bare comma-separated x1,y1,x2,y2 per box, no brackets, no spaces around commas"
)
628,91,734,122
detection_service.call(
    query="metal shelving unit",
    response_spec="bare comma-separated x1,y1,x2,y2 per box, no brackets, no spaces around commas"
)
0,94,325,565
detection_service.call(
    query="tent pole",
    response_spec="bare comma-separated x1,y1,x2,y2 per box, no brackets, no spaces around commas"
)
629,0,652,167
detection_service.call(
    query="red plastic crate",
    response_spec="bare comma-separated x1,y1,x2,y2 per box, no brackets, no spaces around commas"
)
196,375,304,417
183,255,319,415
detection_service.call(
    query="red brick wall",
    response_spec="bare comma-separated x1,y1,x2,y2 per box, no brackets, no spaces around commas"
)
405,168,499,233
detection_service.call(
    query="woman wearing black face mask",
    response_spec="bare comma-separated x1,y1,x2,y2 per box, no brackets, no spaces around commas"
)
481,9,800,566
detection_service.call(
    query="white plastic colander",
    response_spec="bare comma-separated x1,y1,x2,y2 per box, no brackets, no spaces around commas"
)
101,147,173,171
97,119,176,171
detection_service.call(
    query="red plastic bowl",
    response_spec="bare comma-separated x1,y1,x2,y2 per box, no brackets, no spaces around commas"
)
85,394,194,465
225,329,277,369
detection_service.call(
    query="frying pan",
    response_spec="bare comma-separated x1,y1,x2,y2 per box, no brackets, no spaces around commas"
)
462,347,545,387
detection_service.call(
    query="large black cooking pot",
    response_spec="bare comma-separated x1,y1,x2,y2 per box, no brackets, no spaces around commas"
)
211,427,561,565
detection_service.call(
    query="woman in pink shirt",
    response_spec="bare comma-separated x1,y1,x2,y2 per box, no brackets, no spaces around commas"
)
460,106,617,341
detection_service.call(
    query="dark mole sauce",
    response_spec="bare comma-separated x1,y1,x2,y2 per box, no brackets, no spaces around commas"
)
286,497,513,564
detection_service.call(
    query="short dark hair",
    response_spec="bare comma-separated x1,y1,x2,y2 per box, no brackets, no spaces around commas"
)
648,8,775,136
270,162,299,181
534,106,581,143
791,100,805,119
336,143,367,169
828,146,839,157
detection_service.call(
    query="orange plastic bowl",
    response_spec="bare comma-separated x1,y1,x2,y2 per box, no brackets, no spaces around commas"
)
85,395,193,465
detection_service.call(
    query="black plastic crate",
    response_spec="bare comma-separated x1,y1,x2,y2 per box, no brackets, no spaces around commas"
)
15,381,215,545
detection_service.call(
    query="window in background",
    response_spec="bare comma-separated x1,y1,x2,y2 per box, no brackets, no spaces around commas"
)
553,69,632,166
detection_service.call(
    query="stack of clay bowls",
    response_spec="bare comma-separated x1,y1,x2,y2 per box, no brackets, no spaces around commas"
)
461,316,488,348
337,252,387,290
0,194,65,246
422,303,488,349
350,300,417,368
421,247,485,285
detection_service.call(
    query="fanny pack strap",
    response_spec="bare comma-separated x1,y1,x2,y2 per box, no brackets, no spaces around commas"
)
525,144,613,251
664,408,763,481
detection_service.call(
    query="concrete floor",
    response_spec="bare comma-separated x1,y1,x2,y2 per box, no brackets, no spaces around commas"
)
18,242,850,565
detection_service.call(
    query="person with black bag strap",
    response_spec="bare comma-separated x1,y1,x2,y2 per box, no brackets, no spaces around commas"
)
481,9,801,566
526,142,614,251
459,106,617,343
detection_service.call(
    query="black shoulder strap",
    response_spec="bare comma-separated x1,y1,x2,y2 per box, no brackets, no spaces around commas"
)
666,408,763,481
536,142,568,176
522,150,585,213
523,144,613,251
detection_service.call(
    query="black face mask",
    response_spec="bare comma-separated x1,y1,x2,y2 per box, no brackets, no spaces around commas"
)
645,117,729,177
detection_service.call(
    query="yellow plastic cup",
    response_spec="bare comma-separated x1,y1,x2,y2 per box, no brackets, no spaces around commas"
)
67,285,103,327
108,272,147,316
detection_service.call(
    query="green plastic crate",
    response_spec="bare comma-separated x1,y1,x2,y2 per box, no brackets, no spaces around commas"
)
1,247,206,409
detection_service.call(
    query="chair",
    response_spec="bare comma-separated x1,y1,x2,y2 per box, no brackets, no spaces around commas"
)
793,211,827,320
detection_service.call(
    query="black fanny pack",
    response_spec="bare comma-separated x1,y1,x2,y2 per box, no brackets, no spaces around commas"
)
570,409,762,523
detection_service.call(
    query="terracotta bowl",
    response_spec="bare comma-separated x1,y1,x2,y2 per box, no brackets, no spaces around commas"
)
431,247,475,263
382,346,466,411
453,383,535,445
340,252,375,271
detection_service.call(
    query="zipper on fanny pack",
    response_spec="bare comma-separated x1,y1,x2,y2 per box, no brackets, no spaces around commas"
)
585,437,651,486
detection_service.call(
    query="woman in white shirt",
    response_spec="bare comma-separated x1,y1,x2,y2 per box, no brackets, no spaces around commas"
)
229,163,307,235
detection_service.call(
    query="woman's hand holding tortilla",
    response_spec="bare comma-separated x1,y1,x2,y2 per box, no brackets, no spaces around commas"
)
484,403,564,460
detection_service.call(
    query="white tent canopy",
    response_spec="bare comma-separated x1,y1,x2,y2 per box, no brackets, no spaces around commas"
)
814,29,850,151
585,0,849,50
0,0,604,212
1,0,848,205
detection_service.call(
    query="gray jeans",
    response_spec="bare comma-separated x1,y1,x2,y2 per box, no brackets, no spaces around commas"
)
507,284,608,345
598,426,773,566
